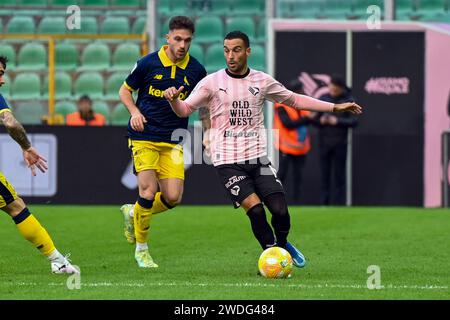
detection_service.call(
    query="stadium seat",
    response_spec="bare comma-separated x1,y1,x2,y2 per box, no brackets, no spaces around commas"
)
13,103,46,125
321,0,352,19
74,72,104,99
68,16,98,34
55,42,78,71
394,0,414,19
0,75,11,99
205,43,226,73
226,17,256,42
1,0,16,6
0,44,16,68
80,42,111,71
132,17,146,34
111,0,141,6
6,16,35,34
21,0,48,7
105,72,128,100
292,0,324,18
256,20,266,43
43,72,72,100
417,0,446,13
170,0,190,15
195,17,224,44
278,1,293,18
188,110,199,126
112,43,141,71
111,103,130,125
92,101,110,123
189,44,205,65
209,0,231,15
249,44,265,71
81,0,109,7
17,43,47,71
159,18,170,37
158,0,171,17
38,17,67,34
55,100,77,118
11,73,41,100
49,0,77,5
101,16,131,34
232,0,265,16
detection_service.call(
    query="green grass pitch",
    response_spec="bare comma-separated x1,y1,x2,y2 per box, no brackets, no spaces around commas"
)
0,205,449,299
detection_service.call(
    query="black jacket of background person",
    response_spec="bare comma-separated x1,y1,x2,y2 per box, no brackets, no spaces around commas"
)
313,88,358,146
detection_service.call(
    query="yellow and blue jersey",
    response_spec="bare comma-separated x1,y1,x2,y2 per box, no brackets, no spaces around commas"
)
124,45,207,143
0,94,11,115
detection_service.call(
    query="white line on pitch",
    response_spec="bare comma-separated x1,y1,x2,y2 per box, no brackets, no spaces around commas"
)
12,281,449,290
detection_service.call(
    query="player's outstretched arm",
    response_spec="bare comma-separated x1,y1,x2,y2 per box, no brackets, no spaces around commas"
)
0,111,47,176
164,86,196,117
332,102,363,114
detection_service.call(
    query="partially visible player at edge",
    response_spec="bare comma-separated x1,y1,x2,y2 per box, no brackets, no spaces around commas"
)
164,31,362,269
0,56,78,274
118,16,207,268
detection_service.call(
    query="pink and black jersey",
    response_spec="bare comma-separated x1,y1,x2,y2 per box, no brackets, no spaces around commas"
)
182,68,334,166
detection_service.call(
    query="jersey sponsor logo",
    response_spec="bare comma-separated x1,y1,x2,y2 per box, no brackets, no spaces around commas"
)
153,74,163,80
225,175,247,188
224,130,259,138
248,86,260,96
229,100,254,126
230,185,240,196
148,85,189,100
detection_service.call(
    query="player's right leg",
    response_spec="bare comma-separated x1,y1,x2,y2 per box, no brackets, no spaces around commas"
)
0,173,78,274
134,169,159,268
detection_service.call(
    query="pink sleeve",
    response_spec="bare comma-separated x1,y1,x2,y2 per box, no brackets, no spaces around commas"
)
169,78,211,117
264,75,334,112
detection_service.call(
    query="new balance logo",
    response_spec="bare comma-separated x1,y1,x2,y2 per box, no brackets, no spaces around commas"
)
219,88,228,94
248,86,260,96
153,74,163,80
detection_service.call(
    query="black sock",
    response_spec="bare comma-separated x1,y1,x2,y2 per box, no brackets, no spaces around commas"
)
246,203,276,250
264,193,291,248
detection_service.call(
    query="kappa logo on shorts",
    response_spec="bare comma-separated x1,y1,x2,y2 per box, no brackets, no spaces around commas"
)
231,185,240,196
225,175,247,188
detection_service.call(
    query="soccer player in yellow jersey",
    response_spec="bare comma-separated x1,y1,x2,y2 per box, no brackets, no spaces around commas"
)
118,16,206,268
0,56,78,274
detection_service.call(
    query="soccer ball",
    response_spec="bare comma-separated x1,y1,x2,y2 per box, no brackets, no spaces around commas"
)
258,246,293,279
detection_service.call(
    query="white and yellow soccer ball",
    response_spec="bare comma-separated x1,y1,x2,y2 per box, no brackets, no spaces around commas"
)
258,246,293,279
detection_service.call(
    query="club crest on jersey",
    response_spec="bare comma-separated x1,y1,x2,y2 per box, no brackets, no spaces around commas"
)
248,86,260,96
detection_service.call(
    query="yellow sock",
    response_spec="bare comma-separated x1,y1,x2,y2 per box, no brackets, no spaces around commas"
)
151,192,170,215
14,208,56,257
134,198,154,244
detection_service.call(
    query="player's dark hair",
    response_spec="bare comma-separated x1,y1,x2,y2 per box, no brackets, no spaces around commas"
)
330,75,347,89
224,31,250,48
0,55,8,69
169,16,195,34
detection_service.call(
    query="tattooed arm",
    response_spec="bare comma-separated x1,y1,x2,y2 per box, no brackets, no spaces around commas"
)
0,111,48,176
0,111,31,150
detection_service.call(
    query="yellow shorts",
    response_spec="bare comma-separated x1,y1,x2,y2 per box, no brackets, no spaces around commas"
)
129,139,185,180
0,172,18,209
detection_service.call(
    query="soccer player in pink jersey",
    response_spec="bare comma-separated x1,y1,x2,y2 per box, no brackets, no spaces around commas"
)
164,31,362,269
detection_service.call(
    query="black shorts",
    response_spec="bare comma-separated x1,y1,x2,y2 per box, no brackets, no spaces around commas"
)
215,157,285,208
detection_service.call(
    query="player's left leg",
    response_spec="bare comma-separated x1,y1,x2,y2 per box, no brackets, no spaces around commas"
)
151,142,185,214
254,162,306,268
1,196,78,274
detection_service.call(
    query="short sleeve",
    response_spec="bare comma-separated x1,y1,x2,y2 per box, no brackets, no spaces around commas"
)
124,58,148,91
264,74,294,104
184,76,211,110
0,94,11,114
